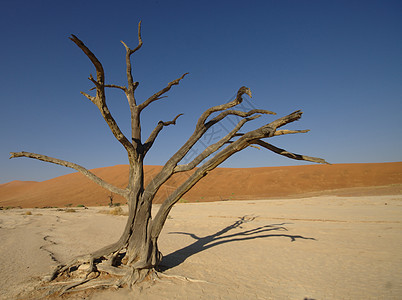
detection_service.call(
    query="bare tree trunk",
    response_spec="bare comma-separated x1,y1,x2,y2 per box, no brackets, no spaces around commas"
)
126,201,159,268
117,160,161,281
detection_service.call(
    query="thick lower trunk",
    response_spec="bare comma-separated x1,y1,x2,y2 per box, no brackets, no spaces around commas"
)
118,161,161,271
121,195,161,272
107,184,161,276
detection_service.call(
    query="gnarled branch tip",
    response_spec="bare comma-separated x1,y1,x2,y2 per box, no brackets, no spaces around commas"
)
239,86,252,98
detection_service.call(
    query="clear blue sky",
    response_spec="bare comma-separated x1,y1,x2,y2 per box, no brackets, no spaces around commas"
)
1,0,401,184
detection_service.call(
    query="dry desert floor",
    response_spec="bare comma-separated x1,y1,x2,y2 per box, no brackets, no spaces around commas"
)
1,194,401,299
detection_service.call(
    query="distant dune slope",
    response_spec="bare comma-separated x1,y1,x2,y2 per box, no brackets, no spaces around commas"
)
1,162,401,208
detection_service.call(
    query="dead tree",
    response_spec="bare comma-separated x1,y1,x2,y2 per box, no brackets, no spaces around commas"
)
10,22,328,294
109,193,114,207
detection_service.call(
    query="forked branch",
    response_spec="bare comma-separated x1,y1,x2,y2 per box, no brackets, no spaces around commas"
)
9,152,129,197
144,113,184,153
138,73,189,111
70,34,135,159
121,21,143,94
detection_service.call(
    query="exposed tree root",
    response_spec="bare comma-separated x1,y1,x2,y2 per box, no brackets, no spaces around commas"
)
30,242,206,299
32,256,209,299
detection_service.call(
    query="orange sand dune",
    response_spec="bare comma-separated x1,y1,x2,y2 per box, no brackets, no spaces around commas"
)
1,162,401,208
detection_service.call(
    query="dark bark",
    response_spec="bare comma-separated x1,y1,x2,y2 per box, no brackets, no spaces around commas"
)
10,21,328,294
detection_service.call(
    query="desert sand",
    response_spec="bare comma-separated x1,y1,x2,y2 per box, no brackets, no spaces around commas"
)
1,162,402,299
0,194,401,299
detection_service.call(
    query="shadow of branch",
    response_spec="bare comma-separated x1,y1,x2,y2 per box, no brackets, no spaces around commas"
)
159,215,315,271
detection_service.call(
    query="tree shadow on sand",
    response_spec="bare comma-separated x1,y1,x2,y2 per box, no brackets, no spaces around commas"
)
159,215,316,271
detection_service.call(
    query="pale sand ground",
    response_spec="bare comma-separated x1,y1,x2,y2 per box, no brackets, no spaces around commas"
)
1,195,401,299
